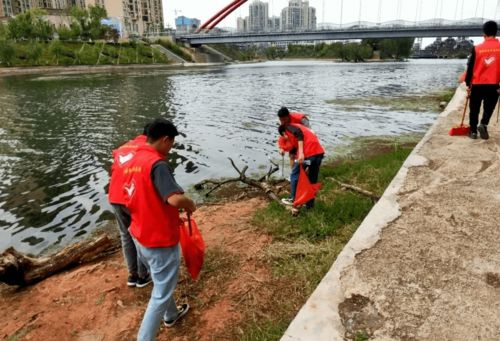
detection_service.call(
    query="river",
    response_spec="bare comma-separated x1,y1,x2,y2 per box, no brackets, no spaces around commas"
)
0,59,465,254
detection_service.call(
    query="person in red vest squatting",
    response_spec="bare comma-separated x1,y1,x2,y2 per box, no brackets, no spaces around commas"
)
278,123,325,210
465,20,500,140
108,124,152,288
277,107,311,170
123,118,197,341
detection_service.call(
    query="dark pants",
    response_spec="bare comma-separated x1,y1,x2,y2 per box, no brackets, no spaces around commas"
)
469,85,499,132
290,154,323,208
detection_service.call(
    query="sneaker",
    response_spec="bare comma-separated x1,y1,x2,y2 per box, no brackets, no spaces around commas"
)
477,124,489,140
469,131,478,139
127,274,138,287
164,304,190,328
136,274,152,288
281,198,293,206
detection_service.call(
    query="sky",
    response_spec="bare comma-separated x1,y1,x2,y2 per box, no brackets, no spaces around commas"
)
162,0,500,29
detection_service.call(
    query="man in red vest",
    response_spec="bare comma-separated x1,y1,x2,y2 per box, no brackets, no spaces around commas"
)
278,123,325,210
123,118,197,341
109,125,152,288
465,20,500,140
278,106,310,128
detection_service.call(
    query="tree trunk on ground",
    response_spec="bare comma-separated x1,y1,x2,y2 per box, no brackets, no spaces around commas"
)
0,234,118,287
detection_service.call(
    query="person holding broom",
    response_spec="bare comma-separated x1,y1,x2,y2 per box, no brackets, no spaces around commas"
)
465,20,500,140
123,118,197,340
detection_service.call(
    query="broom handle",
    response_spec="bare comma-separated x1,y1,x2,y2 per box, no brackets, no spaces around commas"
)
187,212,192,236
497,97,499,124
460,96,469,127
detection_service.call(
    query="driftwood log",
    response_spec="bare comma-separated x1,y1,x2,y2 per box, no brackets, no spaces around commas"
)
0,234,118,286
326,177,380,202
195,158,289,206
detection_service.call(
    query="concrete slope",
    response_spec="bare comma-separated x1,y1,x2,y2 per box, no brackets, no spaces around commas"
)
152,44,188,64
282,84,500,341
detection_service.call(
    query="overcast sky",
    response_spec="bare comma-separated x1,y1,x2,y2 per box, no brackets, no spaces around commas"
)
162,0,500,28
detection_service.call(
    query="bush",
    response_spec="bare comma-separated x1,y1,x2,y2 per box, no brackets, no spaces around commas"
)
0,40,16,66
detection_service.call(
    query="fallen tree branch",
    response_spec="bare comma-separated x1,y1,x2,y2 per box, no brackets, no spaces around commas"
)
326,177,380,201
195,158,288,207
0,233,119,286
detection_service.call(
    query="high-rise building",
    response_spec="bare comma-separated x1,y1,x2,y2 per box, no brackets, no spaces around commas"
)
249,0,268,32
281,0,316,31
237,16,248,32
268,15,280,31
2,0,163,38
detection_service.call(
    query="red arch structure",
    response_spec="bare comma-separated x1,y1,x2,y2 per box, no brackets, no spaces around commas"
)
196,0,248,33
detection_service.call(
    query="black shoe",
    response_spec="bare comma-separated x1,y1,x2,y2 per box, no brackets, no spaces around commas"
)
469,131,478,139
164,304,190,328
136,274,152,288
477,124,489,140
127,274,138,287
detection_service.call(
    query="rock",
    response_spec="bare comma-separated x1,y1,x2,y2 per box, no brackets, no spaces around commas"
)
439,101,447,109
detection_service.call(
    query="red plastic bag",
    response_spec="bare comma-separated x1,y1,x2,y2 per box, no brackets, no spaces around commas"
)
179,216,205,280
293,165,321,206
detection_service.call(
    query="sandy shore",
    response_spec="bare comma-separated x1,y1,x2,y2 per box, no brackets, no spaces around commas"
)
283,84,500,340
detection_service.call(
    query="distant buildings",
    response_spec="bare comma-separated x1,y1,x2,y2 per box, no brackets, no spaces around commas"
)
0,0,164,38
237,0,316,33
175,15,200,33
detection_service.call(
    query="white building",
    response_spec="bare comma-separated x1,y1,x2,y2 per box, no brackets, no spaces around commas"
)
281,0,316,31
248,0,268,32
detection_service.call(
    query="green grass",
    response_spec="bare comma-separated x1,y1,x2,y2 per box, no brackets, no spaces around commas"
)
0,40,170,67
156,39,193,62
241,138,417,340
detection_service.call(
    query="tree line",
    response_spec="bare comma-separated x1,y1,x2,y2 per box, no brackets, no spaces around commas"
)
215,38,415,62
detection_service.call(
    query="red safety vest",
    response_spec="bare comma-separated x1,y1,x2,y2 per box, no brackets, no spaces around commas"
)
278,135,295,152
124,144,180,248
290,112,307,124
472,37,500,85
108,135,147,205
285,123,325,158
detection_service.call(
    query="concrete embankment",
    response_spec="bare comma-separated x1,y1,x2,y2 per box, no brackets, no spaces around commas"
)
282,84,500,340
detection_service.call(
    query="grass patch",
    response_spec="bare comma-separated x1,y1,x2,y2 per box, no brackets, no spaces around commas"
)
240,138,417,340
0,40,170,67
326,88,456,113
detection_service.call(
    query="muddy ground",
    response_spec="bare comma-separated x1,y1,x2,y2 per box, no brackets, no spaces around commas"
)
1,198,286,341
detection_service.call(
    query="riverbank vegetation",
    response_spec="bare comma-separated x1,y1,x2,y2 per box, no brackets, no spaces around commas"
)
211,38,414,62
242,136,419,339
327,88,457,113
0,7,169,67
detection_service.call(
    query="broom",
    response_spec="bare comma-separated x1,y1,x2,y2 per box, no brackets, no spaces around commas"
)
449,97,470,136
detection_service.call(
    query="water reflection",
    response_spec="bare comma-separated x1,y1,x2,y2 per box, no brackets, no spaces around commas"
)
0,59,465,254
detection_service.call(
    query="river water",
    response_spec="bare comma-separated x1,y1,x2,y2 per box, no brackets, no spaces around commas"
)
0,59,465,254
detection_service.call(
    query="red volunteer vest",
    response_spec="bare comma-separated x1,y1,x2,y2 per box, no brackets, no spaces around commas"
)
286,123,325,158
278,135,295,152
124,144,180,248
472,38,500,85
289,112,307,124
108,135,147,205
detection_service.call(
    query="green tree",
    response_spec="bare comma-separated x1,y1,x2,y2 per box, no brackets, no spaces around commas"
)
379,38,414,60
0,22,7,39
7,9,54,40
0,40,16,66
70,5,108,41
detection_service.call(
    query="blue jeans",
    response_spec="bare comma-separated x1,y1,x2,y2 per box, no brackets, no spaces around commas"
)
290,154,323,208
112,204,148,278
132,238,180,341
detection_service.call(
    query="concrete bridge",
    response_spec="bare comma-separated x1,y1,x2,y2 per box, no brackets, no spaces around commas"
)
176,23,485,46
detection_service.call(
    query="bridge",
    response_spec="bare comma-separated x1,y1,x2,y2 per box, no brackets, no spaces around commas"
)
173,0,500,46
177,21,486,45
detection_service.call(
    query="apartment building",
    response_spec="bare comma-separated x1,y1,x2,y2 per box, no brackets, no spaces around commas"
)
1,0,163,38
281,0,316,31
249,0,268,32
